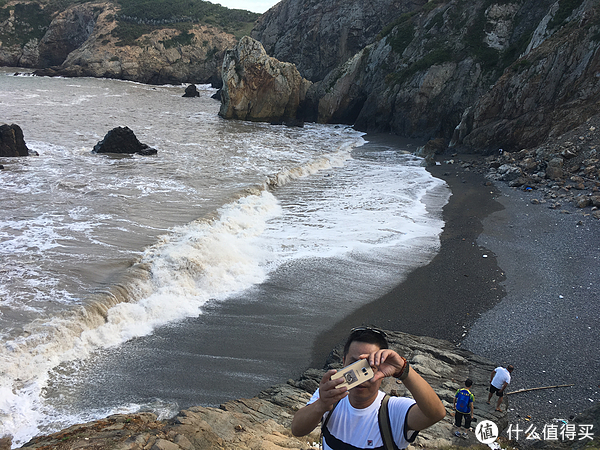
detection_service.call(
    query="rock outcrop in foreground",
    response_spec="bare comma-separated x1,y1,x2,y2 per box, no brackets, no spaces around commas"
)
18,331,510,450
219,36,312,124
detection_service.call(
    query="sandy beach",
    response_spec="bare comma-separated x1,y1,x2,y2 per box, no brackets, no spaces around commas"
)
312,152,600,432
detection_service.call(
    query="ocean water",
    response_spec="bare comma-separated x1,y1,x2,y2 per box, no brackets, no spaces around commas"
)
0,68,450,447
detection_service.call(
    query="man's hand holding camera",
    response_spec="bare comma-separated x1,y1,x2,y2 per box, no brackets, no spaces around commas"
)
361,349,408,381
318,369,349,410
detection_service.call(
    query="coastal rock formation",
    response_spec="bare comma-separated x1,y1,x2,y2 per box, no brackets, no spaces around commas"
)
455,0,600,153
219,36,312,123
37,4,98,67
1,1,240,85
93,126,157,155
252,0,600,160
454,113,600,218
17,331,511,449
0,124,29,157
251,0,424,82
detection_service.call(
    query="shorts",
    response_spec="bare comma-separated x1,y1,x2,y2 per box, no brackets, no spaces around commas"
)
489,384,504,397
455,411,472,428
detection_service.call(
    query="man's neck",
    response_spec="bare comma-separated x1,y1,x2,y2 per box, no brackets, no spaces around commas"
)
348,391,380,409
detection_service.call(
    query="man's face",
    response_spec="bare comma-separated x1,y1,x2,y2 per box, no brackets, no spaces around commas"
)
343,341,382,408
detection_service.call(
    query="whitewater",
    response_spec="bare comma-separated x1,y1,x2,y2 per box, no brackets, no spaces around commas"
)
0,68,450,447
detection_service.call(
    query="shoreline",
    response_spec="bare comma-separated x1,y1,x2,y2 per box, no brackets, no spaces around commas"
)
309,151,506,365
311,145,600,432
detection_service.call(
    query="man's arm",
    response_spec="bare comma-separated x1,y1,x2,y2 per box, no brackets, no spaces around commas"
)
291,369,347,437
366,350,446,431
490,369,496,383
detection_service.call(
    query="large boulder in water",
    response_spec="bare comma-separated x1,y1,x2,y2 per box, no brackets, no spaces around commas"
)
219,36,312,123
93,127,157,155
182,84,200,97
0,124,29,157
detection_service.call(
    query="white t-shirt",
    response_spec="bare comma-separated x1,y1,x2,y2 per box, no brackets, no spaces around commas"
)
308,390,417,450
491,366,511,389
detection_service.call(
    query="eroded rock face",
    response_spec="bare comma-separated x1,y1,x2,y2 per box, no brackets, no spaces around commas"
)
254,0,599,158
1,0,238,85
37,4,98,67
0,124,29,157
455,1,600,153
251,0,425,82
219,36,312,123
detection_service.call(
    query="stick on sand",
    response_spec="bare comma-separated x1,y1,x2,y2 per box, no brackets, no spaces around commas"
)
507,384,575,395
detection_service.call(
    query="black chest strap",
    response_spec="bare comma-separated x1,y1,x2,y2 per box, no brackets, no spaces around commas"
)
321,394,400,450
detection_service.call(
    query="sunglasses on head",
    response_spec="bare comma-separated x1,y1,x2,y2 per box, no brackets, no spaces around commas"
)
350,326,387,338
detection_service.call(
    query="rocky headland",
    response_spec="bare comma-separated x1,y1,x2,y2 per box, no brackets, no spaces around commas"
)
0,1,246,85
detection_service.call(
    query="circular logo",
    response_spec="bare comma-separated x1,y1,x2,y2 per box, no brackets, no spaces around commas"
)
475,420,499,444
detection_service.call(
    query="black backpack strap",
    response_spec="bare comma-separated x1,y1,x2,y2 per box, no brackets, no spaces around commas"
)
378,394,400,450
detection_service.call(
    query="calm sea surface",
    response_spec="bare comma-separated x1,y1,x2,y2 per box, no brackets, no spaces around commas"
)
0,68,450,446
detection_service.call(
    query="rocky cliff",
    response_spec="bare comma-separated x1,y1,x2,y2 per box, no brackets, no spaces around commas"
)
0,1,244,85
250,0,600,155
250,0,426,83
4,0,600,162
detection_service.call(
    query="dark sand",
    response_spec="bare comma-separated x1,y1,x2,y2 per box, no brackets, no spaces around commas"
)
464,180,600,428
309,157,507,363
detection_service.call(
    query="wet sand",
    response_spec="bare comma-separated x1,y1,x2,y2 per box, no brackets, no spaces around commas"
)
310,156,506,363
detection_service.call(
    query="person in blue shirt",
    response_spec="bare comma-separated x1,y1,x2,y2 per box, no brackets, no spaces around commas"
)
453,378,474,436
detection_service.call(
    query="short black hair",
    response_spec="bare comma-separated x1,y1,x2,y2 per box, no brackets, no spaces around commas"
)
465,378,473,387
343,327,388,357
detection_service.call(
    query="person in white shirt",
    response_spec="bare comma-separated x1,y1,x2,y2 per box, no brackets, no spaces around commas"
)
291,327,446,449
487,365,514,411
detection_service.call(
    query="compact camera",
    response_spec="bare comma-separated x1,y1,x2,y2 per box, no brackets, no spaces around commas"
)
331,359,374,390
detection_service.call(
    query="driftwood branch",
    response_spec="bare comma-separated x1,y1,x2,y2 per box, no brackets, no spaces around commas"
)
507,384,574,395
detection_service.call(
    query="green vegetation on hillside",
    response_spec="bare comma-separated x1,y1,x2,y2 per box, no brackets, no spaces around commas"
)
379,0,548,89
0,0,258,48
113,0,258,45
0,2,51,46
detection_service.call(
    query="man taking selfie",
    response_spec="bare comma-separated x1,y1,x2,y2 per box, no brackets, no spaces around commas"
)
291,327,446,449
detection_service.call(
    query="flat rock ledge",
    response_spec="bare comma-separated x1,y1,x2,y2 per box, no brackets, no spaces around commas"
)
15,331,511,450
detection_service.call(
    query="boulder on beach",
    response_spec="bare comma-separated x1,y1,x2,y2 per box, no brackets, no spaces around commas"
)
0,124,29,157
93,127,157,155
